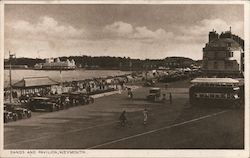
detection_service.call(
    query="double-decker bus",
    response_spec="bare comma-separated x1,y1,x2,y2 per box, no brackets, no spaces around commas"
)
189,78,243,108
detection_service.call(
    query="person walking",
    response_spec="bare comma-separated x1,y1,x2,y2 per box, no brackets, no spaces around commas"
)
119,110,127,127
143,108,148,125
162,93,166,103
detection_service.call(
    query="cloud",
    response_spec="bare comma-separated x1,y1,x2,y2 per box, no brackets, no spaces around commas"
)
5,16,86,58
103,21,173,40
7,16,85,40
133,27,174,40
103,21,133,37
5,17,243,60
198,18,243,37
173,18,244,43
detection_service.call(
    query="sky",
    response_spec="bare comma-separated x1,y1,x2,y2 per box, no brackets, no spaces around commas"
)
4,4,244,60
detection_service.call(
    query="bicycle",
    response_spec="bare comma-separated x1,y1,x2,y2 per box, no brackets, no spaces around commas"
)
128,93,133,99
115,120,133,129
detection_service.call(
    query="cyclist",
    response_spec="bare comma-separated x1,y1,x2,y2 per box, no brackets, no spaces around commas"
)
119,110,127,127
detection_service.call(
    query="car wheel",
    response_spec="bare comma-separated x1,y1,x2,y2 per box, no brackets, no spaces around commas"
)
30,106,35,112
28,113,32,118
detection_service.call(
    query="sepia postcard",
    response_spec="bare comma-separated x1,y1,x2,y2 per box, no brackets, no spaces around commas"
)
0,0,249,157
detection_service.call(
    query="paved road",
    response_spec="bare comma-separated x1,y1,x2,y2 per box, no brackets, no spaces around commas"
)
4,80,244,149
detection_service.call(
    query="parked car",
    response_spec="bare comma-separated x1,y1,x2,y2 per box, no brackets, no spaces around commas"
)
146,88,161,102
4,103,32,120
28,97,59,112
46,95,64,110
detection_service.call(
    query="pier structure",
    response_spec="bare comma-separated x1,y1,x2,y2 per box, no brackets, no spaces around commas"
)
34,57,76,70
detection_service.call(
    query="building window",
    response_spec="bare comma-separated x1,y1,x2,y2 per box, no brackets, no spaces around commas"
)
227,43,232,47
227,51,233,57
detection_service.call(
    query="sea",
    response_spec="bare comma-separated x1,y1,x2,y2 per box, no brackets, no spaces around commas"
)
4,69,131,88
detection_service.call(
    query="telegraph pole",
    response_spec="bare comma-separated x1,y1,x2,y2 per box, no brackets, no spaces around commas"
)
9,51,13,103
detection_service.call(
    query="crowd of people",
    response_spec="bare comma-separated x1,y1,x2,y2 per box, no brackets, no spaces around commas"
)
4,73,141,103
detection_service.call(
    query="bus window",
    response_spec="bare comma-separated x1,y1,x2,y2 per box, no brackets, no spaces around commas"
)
227,94,232,99
215,93,220,98
221,94,226,98
232,94,237,99
210,94,215,98
195,93,199,98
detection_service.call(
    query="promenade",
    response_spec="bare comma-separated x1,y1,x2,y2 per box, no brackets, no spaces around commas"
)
4,80,244,149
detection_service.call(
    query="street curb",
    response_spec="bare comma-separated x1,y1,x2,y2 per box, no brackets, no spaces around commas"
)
91,86,140,99
90,90,121,99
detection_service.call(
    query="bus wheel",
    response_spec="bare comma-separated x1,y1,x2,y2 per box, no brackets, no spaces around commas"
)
233,102,240,109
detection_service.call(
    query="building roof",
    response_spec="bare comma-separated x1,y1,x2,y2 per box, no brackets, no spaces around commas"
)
205,38,242,51
191,78,239,84
13,76,59,88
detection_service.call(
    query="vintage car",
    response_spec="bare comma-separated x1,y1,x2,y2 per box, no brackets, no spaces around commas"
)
28,97,59,112
146,88,161,102
46,95,64,110
4,105,18,123
4,103,32,120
